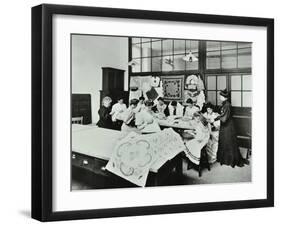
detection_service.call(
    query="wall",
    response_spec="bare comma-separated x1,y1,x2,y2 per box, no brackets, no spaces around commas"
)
72,35,129,123
0,0,280,226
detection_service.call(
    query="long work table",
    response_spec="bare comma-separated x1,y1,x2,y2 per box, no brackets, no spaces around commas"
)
71,124,184,189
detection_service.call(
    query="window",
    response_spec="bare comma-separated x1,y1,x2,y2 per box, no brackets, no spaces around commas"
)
206,73,252,107
206,41,252,70
206,74,227,106
231,74,252,107
130,37,199,73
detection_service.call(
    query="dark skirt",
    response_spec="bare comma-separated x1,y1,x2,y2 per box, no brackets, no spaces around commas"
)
217,119,244,167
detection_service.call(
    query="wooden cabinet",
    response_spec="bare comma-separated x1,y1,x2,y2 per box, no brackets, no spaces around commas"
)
102,67,125,91
100,67,129,107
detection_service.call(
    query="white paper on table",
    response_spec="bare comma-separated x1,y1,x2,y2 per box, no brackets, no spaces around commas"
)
106,129,186,187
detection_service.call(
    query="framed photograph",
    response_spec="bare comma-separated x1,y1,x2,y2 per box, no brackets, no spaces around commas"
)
32,4,274,221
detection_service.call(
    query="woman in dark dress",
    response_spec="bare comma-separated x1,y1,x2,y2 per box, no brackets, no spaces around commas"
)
215,89,249,167
96,96,113,129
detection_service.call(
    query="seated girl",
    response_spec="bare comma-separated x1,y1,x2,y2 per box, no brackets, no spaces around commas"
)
167,100,184,118
183,98,200,120
184,112,210,165
135,99,161,134
203,102,220,164
152,97,169,119
120,98,140,133
134,96,146,113
110,96,127,130
97,96,113,129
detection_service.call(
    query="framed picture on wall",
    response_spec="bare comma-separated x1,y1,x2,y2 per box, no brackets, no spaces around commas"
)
32,4,274,221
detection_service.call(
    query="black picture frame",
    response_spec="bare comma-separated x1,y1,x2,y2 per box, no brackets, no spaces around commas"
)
32,4,274,222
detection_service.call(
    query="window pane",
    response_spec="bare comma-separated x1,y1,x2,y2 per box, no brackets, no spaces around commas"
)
221,42,237,50
190,40,199,52
132,43,141,58
231,76,241,90
207,76,216,90
222,49,237,68
142,58,151,72
152,41,162,57
243,92,252,107
132,37,141,43
174,40,185,54
238,42,252,48
152,57,161,72
217,92,222,105
141,38,151,43
186,40,199,53
238,54,251,68
217,76,226,90
231,91,241,107
238,48,252,68
151,38,162,41
242,75,252,90
131,58,141,72
142,42,151,57
207,51,220,69
207,91,216,105
162,56,174,71
173,55,185,71
162,40,173,55
207,41,220,51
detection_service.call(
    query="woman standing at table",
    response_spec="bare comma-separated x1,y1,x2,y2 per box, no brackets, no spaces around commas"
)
215,89,249,167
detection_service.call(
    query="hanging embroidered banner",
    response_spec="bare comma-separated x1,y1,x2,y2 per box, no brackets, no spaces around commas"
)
162,75,185,101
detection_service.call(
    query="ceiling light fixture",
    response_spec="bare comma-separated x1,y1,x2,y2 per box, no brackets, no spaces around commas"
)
182,40,198,62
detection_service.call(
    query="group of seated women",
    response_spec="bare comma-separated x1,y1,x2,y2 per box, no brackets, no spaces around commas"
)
97,89,249,168
97,96,161,134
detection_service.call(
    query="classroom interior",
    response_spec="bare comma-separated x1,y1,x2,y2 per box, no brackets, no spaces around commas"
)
71,34,252,189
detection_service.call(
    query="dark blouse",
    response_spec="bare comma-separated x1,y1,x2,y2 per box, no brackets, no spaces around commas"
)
96,106,112,129
218,100,232,125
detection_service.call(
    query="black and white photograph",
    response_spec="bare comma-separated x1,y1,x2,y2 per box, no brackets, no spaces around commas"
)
71,35,252,190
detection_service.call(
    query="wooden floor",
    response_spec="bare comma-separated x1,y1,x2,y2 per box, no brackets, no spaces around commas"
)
72,148,251,190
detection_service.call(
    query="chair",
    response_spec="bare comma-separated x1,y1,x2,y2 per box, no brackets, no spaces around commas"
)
246,132,252,159
72,116,83,124
186,145,210,177
237,133,252,159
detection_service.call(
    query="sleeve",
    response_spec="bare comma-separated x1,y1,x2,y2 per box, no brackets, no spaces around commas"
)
111,104,117,113
135,112,144,126
99,108,111,120
122,104,127,111
183,107,187,116
219,104,231,124
151,105,157,113
178,105,184,116
123,110,135,125
194,126,205,141
164,105,169,116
